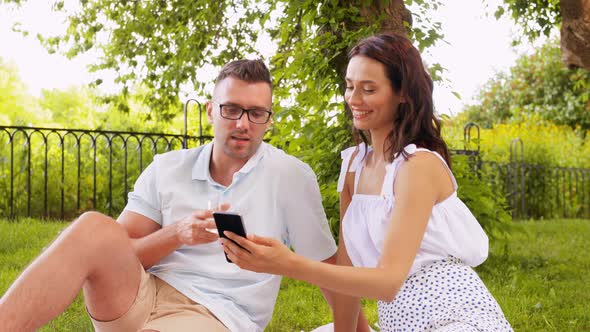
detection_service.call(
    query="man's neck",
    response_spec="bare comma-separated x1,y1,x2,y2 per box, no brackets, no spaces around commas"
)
209,144,251,187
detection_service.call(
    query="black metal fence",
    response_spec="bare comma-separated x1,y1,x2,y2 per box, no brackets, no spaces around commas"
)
480,139,590,220
0,125,212,219
0,100,212,219
481,161,590,219
0,120,588,220
463,126,590,220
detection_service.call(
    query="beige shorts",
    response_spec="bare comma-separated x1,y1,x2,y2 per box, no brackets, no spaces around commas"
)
90,268,229,332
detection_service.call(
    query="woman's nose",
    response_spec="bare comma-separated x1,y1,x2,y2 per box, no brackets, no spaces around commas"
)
346,89,362,107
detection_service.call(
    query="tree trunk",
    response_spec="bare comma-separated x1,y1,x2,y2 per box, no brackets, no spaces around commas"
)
560,0,590,70
358,0,412,37
324,0,412,87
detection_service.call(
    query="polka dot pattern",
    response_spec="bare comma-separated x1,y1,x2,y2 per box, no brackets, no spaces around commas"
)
377,257,513,332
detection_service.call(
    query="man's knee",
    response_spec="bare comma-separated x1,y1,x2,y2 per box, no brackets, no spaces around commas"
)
70,211,129,249
77,211,113,225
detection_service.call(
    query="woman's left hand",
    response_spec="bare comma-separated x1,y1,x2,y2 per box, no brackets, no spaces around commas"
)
222,232,294,275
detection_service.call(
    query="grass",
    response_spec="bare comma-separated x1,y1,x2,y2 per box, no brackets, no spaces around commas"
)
476,219,590,331
1,218,588,331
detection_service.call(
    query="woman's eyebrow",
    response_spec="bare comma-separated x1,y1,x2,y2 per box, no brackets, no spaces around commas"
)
345,78,377,84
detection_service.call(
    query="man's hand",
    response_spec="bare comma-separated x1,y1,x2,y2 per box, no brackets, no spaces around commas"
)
175,208,226,245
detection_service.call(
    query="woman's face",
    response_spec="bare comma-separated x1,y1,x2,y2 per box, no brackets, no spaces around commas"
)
344,55,404,132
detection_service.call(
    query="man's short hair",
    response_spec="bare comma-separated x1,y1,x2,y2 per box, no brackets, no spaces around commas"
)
215,59,272,88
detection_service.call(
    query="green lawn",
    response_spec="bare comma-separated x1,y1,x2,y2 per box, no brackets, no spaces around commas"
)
1,219,588,331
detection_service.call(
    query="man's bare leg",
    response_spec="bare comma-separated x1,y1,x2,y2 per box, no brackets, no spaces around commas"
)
0,212,142,332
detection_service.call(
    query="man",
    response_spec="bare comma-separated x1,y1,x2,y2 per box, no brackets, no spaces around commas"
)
0,59,370,331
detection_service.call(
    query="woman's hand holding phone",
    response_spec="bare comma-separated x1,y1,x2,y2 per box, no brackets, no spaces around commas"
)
221,232,296,276
213,212,248,263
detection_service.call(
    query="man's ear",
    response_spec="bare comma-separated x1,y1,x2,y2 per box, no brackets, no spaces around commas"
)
265,113,274,133
206,101,214,123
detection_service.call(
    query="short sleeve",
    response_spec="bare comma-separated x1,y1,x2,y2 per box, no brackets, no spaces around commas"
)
124,157,163,224
284,164,337,261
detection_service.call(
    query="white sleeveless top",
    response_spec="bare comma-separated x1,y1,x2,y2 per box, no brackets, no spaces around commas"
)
337,143,489,277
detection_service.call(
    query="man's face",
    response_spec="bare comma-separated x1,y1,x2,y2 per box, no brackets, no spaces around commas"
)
207,77,272,161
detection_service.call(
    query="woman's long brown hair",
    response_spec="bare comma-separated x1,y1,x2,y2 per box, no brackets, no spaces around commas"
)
348,33,451,167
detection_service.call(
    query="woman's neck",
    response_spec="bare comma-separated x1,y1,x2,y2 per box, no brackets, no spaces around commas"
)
368,127,391,164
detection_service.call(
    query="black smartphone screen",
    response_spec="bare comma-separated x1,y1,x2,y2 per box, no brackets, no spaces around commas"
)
213,212,248,263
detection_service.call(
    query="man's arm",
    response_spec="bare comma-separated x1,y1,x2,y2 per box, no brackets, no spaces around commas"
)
118,210,219,269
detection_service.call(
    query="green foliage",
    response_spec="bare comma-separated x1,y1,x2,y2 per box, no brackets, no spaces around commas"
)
444,119,590,168
34,0,445,106
0,58,51,125
444,120,590,220
39,87,101,127
3,1,515,234
0,57,196,133
495,0,560,43
39,0,241,118
452,154,512,240
0,57,209,218
3,0,449,224
463,40,590,131
406,1,445,52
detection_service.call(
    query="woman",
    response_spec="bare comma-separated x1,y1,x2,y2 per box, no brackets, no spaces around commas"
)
222,33,512,331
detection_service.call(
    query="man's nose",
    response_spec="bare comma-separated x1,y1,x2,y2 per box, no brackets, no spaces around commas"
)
235,113,250,129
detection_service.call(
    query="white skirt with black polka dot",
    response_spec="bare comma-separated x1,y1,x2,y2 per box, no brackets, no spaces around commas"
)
377,257,513,331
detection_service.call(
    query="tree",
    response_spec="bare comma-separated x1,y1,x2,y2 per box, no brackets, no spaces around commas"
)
0,58,50,125
462,40,590,131
23,1,444,111
1,0,443,226
496,0,590,71
39,87,98,128
2,0,445,127
2,1,513,235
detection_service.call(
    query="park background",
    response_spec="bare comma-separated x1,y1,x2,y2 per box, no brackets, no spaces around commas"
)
0,0,589,331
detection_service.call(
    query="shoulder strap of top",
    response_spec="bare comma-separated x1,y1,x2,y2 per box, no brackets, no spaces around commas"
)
336,143,368,193
353,163,363,194
381,144,458,197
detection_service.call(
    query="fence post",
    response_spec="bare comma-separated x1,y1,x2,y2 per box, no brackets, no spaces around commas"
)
463,122,482,178
463,122,481,172
183,99,200,149
509,138,524,219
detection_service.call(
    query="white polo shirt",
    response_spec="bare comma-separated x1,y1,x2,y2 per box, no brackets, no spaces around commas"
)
123,142,337,331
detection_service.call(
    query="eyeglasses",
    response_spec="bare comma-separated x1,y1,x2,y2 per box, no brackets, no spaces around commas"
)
214,102,272,124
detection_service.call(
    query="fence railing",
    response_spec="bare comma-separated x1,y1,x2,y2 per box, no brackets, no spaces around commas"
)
1,120,588,220
0,100,211,220
0,125,212,219
482,161,590,219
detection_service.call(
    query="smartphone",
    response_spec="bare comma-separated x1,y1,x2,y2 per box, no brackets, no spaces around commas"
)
213,211,248,263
